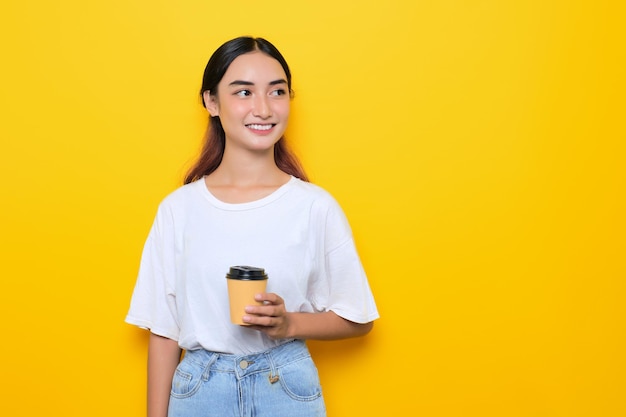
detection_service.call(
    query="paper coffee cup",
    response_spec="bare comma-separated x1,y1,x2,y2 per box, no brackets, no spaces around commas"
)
226,266,268,325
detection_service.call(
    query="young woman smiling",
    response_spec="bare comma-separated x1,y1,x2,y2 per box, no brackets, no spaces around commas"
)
126,36,379,417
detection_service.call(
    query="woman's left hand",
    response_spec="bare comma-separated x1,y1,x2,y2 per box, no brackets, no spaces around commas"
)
243,293,374,341
242,292,292,339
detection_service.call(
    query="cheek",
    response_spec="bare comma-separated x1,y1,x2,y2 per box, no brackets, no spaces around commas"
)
275,101,290,118
220,102,249,121
229,100,251,114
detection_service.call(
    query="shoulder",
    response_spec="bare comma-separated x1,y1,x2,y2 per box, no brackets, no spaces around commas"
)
154,178,206,217
286,178,349,217
162,178,205,204
288,178,350,225
289,178,339,206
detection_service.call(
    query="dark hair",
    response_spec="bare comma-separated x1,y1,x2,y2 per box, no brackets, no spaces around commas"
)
184,36,308,184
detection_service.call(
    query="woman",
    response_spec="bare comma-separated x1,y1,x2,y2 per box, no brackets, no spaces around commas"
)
126,36,379,417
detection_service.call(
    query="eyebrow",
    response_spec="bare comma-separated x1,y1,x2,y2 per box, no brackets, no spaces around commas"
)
228,79,288,87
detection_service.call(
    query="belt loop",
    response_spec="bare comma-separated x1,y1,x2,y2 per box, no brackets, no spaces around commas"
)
265,350,280,384
201,352,218,381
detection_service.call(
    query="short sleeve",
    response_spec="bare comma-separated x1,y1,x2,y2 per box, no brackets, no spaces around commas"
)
125,204,180,340
311,197,379,324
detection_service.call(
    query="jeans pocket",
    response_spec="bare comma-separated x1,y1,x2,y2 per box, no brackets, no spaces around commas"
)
170,359,204,398
277,355,323,401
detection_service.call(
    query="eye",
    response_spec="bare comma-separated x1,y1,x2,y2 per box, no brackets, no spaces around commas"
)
235,89,252,97
270,89,287,97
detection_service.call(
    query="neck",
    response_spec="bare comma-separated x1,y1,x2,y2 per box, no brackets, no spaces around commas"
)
209,146,287,186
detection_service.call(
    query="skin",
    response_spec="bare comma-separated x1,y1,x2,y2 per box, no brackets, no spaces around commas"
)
147,51,373,417
148,334,181,417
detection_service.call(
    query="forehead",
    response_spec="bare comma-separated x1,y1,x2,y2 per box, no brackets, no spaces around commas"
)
221,52,287,84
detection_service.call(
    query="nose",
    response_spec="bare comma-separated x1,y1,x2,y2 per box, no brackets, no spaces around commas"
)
252,95,272,119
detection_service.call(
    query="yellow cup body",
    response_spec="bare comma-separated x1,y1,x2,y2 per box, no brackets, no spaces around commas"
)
226,278,267,325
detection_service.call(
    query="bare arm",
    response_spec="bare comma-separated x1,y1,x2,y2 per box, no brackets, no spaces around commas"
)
243,293,374,340
148,333,182,417
284,310,373,340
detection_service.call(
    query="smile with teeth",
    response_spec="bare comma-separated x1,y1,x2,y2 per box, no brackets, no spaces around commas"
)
246,124,275,131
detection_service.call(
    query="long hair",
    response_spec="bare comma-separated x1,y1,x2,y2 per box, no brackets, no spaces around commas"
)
184,37,308,184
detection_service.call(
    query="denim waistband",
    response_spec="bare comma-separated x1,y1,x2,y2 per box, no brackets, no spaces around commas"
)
182,340,310,380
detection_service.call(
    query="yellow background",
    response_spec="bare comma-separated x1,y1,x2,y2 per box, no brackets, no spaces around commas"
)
1,1,624,416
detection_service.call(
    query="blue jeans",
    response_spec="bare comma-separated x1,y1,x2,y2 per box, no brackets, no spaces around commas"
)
168,340,326,417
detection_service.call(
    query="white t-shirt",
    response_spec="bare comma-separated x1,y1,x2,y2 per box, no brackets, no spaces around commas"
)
125,176,379,354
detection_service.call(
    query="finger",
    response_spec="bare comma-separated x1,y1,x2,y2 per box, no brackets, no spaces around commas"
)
242,314,275,327
254,292,283,305
245,304,280,317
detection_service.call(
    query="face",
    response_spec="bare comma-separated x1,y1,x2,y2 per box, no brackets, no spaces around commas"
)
204,52,290,153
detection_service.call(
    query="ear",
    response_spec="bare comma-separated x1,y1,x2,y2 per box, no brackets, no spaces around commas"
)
203,90,219,116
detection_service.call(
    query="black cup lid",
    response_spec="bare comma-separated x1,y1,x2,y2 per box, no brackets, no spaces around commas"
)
226,265,268,280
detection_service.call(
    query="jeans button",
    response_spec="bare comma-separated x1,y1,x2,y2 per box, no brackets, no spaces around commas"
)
239,360,249,369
